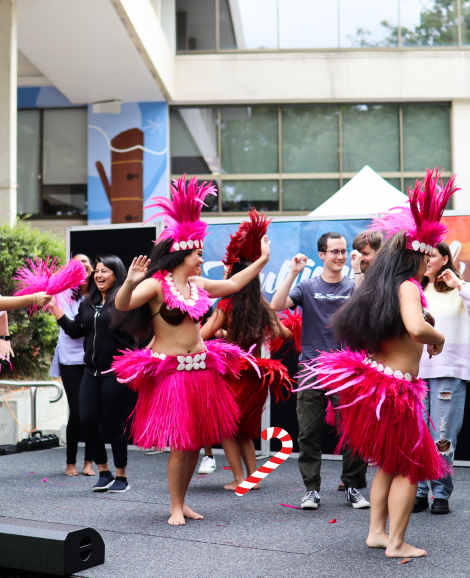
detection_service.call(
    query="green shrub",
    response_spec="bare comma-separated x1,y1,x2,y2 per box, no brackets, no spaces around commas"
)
0,218,65,380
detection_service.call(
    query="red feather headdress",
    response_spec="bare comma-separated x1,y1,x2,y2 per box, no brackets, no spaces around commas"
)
223,209,271,269
144,174,217,252
369,167,459,254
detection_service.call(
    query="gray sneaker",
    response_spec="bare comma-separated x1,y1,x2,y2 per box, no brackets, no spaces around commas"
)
301,490,321,509
345,487,370,509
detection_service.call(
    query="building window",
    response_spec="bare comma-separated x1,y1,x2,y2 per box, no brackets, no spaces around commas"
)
17,108,87,217
170,102,452,215
176,0,468,52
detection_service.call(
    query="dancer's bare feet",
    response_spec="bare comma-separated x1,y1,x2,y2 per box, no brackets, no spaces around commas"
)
366,532,389,549
385,543,427,558
182,504,204,520
224,479,260,490
65,464,78,476
83,461,95,476
168,506,186,526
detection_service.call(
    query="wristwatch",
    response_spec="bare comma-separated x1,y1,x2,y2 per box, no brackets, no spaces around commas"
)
0,336,10,341
458,280,466,292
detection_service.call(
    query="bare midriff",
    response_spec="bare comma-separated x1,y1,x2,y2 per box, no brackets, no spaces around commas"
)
370,334,424,378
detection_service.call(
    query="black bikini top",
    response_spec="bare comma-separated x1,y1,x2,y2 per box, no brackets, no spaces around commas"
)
152,303,205,326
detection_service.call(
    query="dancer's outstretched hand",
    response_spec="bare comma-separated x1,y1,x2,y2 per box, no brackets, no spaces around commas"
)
35,292,52,307
127,256,151,285
290,253,308,274
260,235,271,260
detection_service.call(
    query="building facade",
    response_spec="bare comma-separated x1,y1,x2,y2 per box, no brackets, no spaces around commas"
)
2,0,470,236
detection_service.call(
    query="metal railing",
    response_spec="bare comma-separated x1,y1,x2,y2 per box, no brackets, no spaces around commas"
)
0,380,64,438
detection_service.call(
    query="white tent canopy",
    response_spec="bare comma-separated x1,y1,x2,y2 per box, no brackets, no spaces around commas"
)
309,166,408,216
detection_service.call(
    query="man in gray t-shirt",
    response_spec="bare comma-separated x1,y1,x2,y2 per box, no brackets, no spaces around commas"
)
272,232,369,510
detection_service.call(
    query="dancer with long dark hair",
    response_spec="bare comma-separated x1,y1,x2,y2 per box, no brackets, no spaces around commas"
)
296,168,456,558
49,255,136,493
201,210,293,490
111,177,271,525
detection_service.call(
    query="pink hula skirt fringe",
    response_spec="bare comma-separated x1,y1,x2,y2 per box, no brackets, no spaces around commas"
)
111,340,244,452
295,349,452,484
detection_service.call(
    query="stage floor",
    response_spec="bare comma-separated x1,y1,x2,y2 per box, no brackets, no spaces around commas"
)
1,447,470,578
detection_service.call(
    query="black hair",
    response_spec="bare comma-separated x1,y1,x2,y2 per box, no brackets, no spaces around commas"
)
116,239,193,338
318,232,345,253
421,240,460,293
87,255,127,306
71,253,92,301
331,233,425,353
218,258,280,351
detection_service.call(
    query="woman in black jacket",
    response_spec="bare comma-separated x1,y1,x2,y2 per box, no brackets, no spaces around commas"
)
50,255,136,493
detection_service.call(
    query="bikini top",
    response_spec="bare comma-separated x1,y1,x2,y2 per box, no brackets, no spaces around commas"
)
152,270,212,327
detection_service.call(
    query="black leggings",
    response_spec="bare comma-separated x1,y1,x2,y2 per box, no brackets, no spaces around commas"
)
79,372,130,469
59,363,92,465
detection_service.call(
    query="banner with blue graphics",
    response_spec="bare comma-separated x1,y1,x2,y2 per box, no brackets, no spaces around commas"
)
201,218,372,300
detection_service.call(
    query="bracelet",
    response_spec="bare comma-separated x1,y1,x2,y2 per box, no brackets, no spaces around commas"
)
354,272,362,276
458,280,466,291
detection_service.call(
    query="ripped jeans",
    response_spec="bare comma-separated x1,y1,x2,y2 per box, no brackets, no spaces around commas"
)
417,377,468,500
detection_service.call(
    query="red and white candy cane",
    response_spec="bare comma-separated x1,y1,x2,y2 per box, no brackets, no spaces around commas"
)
235,427,292,496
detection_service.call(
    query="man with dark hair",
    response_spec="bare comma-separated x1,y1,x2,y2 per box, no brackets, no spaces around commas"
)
272,232,369,510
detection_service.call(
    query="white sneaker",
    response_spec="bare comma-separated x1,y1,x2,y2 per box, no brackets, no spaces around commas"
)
345,487,370,509
198,455,216,474
301,490,321,509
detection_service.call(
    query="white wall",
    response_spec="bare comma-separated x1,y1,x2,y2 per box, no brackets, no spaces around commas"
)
452,100,470,211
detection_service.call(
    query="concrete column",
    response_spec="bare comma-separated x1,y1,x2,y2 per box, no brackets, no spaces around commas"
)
0,0,17,226
451,100,470,211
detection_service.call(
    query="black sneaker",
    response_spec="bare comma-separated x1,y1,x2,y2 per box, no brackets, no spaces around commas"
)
431,498,449,515
301,490,321,509
412,496,429,513
92,472,115,492
345,487,370,509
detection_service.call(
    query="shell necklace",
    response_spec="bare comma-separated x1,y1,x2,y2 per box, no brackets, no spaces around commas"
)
164,271,199,306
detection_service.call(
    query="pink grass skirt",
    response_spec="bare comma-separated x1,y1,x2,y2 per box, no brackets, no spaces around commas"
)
111,340,242,452
296,349,452,484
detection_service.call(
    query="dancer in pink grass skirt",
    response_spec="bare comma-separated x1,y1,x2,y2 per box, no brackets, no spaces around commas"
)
295,168,457,558
111,176,271,526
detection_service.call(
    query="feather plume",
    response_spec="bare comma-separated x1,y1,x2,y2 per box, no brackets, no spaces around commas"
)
223,209,271,266
269,308,302,355
13,257,86,314
369,167,460,253
144,174,217,249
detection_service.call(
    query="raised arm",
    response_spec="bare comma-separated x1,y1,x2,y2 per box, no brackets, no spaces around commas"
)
115,256,160,311
193,236,271,299
399,281,445,351
271,254,307,311
437,269,470,311
0,292,51,311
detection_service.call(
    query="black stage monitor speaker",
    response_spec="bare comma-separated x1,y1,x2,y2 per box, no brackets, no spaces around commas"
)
0,518,105,576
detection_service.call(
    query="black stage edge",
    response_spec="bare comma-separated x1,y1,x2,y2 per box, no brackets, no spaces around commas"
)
0,518,105,576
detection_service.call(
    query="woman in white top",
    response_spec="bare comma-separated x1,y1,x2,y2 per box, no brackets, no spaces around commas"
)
414,241,470,515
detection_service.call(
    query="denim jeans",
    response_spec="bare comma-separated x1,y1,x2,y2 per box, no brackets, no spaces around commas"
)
417,377,468,500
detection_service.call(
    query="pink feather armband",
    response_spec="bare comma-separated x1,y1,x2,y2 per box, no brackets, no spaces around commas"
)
13,257,87,314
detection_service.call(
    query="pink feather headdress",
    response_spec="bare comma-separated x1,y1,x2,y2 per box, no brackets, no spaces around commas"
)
144,174,217,252
369,167,460,255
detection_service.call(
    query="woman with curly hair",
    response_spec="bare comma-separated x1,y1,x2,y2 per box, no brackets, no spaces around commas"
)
201,210,293,490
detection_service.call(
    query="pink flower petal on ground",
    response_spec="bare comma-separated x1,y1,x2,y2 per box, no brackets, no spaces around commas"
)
42,478,47,482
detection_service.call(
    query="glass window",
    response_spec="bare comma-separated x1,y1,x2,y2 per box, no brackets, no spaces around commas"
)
279,0,338,48
17,110,41,215
384,177,402,191
282,179,339,211
236,0,278,49
176,0,216,50
219,0,237,49
340,0,399,47
402,104,451,171
43,109,87,185
221,180,279,211
342,104,400,172
221,107,278,174
400,0,458,47
42,184,87,216
461,0,470,45
170,107,219,175
282,105,339,173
